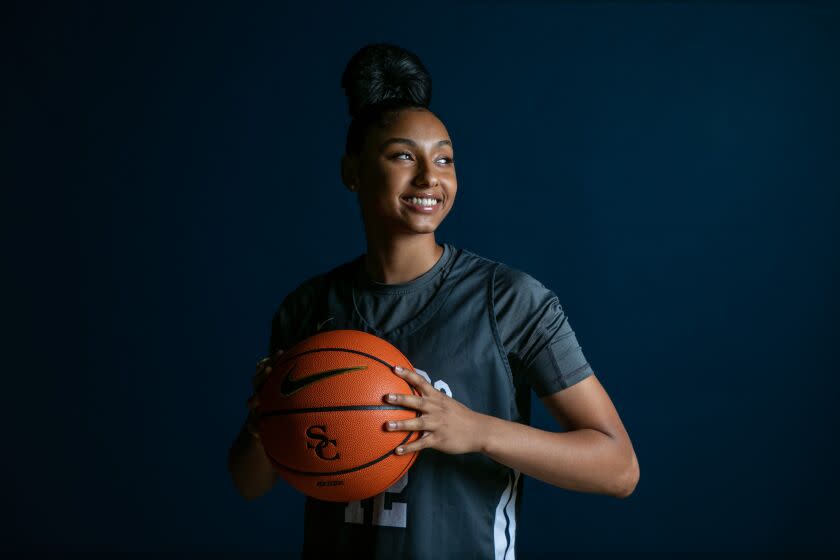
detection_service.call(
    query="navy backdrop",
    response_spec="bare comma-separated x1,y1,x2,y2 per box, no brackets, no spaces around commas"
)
5,1,838,557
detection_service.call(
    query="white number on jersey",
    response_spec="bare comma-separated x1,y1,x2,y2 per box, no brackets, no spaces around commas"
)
344,473,409,528
343,367,453,529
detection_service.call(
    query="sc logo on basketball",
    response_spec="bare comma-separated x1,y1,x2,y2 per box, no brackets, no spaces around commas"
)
303,367,448,464
306,425,340,460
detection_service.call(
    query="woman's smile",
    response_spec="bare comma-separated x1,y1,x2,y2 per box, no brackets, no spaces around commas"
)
400,195,443,213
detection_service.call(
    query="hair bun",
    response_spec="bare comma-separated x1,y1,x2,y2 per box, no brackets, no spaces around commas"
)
341,43,432,119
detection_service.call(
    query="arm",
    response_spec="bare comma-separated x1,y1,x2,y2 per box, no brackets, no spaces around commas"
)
478,374,639,498
230,278,318,500
228,352,285,501
386,367,639,499
228,421,279,501
484,265,638,497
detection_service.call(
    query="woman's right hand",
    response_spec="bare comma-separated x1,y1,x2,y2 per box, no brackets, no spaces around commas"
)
246,348,284,439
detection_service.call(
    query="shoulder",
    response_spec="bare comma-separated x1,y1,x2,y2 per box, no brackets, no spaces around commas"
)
493,262,546,293
447,247,553,303
275,273,323,313
272,256,355,317
491,261,556,310
449,246,523,283
267,259,354,353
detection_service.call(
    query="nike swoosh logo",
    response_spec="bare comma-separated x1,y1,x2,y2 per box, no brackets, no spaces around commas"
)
316,317,334,331
279,363,368,396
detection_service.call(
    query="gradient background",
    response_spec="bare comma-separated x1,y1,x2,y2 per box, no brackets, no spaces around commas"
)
4,1,838,557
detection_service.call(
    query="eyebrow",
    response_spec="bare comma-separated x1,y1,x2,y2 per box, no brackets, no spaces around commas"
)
379,137,453,151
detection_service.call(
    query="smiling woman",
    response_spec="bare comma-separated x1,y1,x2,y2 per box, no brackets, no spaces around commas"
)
228,42,639,560
338,49,458,283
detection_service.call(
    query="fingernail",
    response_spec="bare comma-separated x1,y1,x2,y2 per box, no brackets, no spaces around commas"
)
387,421,396,429
396,447,404,454
394,365,403,373
386,394,397,402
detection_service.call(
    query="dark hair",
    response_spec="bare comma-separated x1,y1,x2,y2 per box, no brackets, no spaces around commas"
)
341,43,432,156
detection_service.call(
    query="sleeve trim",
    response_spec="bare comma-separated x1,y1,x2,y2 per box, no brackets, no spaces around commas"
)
534,361,594,397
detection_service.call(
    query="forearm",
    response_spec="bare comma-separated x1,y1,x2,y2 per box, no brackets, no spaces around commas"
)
477,413,637,498
227,423,278,500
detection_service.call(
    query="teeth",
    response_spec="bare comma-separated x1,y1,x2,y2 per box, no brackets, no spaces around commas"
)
405,197,439,206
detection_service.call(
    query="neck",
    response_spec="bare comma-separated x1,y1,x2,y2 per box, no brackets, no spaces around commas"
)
362,235,444,285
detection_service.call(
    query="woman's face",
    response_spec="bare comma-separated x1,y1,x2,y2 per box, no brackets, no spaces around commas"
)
347,108,457,237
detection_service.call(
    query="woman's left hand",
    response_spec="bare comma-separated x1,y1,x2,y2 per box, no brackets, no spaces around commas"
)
384,365,485,456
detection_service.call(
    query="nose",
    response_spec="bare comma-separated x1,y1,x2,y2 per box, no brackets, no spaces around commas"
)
414,157,440,187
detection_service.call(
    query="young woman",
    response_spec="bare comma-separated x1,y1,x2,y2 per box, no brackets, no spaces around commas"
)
228,43,639,559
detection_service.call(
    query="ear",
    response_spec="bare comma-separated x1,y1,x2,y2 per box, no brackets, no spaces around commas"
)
341,154,360,192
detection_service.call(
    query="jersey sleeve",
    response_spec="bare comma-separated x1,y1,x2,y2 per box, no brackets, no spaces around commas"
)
267,274,327,356
268,289,296,356
493,264,594,397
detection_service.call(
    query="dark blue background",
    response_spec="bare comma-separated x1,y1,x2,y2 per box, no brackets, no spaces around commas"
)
5,1,838,557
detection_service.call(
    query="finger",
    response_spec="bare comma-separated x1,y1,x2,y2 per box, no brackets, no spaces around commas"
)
255,349,283,373
252,366,272,391
253,369,271,390
395,435,431,455
393,365,435,394
247,394,260,410
245,414,262,439
384,392,427,411
385,416,427,432
254,349,283,386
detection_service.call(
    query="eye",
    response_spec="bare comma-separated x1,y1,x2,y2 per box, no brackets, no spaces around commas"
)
390,152,454,165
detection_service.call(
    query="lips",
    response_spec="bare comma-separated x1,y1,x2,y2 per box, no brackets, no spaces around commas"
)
400,196,443,213
401,192,442,202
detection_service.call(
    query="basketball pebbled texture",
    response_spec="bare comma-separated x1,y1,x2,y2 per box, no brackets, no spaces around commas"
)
256,329,422,502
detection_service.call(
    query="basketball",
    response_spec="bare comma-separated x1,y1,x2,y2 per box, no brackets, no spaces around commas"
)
255,329,422,502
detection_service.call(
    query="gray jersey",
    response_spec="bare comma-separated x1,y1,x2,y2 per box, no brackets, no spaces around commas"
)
268,243,593,560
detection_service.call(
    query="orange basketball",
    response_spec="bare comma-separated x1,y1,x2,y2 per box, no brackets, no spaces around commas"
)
255,329,422,502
